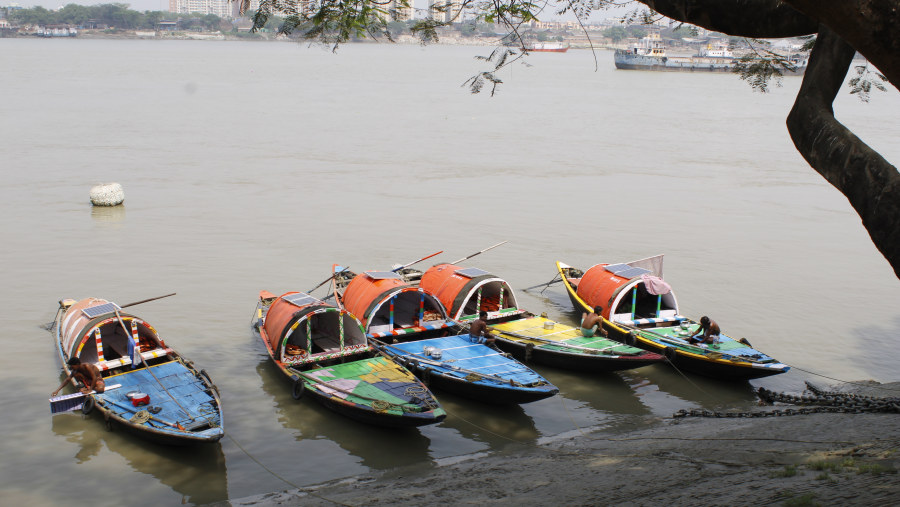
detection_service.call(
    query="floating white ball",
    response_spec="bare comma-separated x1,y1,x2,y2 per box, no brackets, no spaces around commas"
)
89,183,125,206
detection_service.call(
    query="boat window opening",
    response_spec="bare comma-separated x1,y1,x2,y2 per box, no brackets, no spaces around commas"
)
370,292,442,329
462,281,509,316
616,283,676,320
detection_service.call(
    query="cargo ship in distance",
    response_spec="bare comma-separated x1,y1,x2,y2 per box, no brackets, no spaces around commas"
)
524,42,569,53
614,33,807,74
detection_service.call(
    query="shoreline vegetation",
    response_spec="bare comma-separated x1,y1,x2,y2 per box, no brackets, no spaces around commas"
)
10,28,622,49
223,382,900,506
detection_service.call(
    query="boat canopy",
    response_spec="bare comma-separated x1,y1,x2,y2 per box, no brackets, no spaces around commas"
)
575,256,680,324
263,292,367,361
341,271,448,335
59,298,163,365
419,264,520,321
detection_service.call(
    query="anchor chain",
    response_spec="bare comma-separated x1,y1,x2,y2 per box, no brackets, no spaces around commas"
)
672,386,900,419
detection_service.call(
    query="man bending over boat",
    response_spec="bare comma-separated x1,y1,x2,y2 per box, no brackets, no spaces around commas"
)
688,316,720,345
581,307,608,338
468,311,496,345
52,357,105,396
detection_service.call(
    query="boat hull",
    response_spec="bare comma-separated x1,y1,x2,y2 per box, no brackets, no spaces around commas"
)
52,299,224,446
556,261,789,381
490,316,663,373
379,335,559,405
255,292,446,427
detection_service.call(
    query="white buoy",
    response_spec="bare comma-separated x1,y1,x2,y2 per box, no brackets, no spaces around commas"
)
90,183,125,206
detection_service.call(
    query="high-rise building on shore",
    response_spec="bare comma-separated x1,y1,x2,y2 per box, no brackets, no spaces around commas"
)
169,0,232,17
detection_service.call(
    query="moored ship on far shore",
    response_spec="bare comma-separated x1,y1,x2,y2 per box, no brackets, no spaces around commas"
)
614,33,807,74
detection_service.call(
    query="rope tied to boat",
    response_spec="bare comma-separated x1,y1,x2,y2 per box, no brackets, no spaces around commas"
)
130,410,151,424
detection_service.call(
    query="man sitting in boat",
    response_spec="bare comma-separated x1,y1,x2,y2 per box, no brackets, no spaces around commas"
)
52,357,105,396
467,311,496,345
687,316,720,345
581,307,609,338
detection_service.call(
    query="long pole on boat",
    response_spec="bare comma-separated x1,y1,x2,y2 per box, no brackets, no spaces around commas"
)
522,274,562,292
392,250,444,272
449,241,508,265
307,267,350,295
121,293,176,308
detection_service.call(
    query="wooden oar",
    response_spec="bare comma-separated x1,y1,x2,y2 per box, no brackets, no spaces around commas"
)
522,274,562,291
391,250,444,272
306,267,350,294
121,293,176,308
449,241,508,265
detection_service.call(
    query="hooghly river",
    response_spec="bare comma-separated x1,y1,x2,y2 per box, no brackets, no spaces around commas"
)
2,38,898,505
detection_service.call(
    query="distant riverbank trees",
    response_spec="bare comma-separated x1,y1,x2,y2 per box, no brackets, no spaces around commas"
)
5,4,227,32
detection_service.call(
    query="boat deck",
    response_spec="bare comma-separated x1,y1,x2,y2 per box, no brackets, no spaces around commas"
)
388,335,547,385
300,356,433,408
491,316,645,356
636,324,781,363
100,360,221,432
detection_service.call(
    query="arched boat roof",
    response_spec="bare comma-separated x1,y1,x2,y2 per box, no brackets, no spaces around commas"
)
262,291,367,359
340,270,450,335
572,255,680,325
419,263,522,321
59,297,161,366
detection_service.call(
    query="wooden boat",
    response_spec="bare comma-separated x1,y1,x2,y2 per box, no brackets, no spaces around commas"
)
254,290,446,427
556,258,790,380
50,297,224,445
417,263,664,372
331,265,558,404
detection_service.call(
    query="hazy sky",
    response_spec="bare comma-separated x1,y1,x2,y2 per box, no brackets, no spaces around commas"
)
5,0,636,18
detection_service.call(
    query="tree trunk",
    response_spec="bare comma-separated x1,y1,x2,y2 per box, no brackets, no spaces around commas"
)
786,26,900,278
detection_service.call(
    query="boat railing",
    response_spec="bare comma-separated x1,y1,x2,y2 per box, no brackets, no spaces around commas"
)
95,347,173,371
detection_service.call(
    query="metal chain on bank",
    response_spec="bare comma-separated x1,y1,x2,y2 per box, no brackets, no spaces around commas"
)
673,381,900,419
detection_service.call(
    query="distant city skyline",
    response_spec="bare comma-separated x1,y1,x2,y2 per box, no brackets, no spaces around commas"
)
5,0,634,20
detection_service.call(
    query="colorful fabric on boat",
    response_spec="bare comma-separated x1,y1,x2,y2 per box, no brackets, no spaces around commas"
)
641,274,671,295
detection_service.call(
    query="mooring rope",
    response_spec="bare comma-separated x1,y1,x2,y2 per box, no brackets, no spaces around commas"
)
224,431,353,507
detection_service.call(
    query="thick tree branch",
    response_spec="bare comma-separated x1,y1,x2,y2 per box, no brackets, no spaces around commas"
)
787,26,900,278
637,0,818,37
780,0,900,91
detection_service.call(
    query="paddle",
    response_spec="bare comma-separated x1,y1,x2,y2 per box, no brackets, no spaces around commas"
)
121,293,176,308
448,241,508,265
306,267,350,295
391,250,444,272
522,274,562,292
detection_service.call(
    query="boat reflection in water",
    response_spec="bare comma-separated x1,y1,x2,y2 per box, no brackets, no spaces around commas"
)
433,391,539,446
256,360,433,471
51,413,227,505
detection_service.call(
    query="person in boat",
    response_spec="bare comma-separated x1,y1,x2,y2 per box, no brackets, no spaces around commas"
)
51,357,105,396
581,306,608,338
467,311,495,345
688,316,721,345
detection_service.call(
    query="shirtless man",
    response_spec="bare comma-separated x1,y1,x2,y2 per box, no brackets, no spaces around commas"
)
51,357,105,396
688,316,720,345
467,311,495,345
581,306,608,338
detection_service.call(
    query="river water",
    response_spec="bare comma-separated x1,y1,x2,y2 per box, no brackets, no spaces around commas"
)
2,38,898,505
